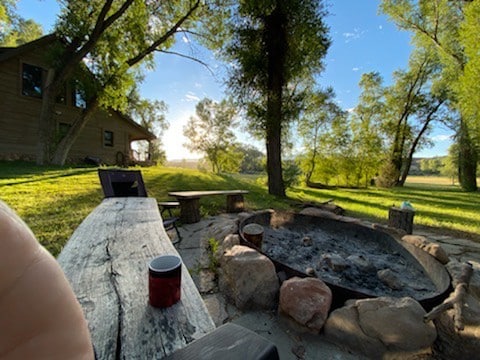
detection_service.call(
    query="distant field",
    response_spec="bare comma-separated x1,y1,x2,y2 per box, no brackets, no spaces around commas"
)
1,162,479,256
165,159,200,169
406,176,457,185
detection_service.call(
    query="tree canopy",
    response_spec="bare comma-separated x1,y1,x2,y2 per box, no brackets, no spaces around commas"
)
225,0,330,196
39,0,224,165
380,0,478,190
0,0,42,46
183,98,238,173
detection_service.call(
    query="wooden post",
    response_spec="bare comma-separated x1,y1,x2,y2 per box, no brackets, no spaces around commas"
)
226,194,244,213
388,207,415,234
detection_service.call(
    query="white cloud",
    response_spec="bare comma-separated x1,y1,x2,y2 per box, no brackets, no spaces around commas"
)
352,67,360,72
432,134,452,142
379,25,383,30
343,28,365,43
182,35,190,43
184,92,200,102
346,107,355,113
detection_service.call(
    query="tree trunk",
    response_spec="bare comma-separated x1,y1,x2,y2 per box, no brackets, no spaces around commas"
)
47,1,199,166
36,69,58,165
264,5,287,197
305,152,315,184
51,99,99,165
266,125,284,196
458,121,478,192
304,126,319,184
398,99,444,186
35,1,137,165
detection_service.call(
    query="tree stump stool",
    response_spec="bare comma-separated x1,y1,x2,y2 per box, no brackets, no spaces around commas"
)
242,223,264,248
388,207,415,234
178,198,201,224
226,194,245,213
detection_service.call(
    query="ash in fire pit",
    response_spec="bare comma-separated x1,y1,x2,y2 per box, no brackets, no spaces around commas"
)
240,211,451,308
263,225,436,298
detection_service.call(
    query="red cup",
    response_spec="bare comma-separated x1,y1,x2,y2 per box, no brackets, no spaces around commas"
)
148,255,182,308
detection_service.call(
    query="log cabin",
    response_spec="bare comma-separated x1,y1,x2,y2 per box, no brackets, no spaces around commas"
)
0,35,156,165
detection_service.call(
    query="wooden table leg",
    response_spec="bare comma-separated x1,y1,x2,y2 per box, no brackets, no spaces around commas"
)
178,198,201,223
226,194,244,213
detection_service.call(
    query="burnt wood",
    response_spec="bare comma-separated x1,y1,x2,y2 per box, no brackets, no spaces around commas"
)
57,198,215,359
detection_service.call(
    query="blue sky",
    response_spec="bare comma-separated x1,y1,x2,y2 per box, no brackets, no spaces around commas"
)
17,0,453,160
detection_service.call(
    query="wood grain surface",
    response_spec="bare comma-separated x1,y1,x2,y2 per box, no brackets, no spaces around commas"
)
58,197,215,359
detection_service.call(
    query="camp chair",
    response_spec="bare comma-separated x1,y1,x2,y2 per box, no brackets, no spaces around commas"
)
98,169,181,243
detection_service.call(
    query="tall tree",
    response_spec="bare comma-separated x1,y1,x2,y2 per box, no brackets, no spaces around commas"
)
226,0,330,196
36,0,137,165
237,144,265,174
126,89,169,164
458,0,480,137
36,0,220,165
183,98,238,173
348,73,385,187
380,0,478,191
0,0,42,46
381,49,446,186
297,88,345,184
49,0,229,164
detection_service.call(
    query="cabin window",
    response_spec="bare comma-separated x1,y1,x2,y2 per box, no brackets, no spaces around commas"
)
104,130,114,147
22,63,43,98
72,81,87,108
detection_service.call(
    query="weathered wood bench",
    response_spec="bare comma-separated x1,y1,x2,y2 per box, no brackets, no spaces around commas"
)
168,190,249,224
57,197,215,359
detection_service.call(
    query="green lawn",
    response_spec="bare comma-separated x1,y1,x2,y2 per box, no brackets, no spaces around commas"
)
1,161,479,257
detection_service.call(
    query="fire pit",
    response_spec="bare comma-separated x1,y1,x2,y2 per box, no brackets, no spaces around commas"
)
239,211,451,310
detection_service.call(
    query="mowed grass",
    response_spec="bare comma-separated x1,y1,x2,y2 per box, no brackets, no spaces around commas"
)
1,162,479,257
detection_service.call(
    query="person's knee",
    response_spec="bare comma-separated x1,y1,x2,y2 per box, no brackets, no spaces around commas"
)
0,201,94,359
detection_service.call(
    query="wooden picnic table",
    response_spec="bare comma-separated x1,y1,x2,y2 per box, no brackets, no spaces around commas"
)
57,197,215,359
168,190,249,224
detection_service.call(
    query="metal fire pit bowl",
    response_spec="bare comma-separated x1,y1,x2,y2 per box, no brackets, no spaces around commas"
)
239,210,451,310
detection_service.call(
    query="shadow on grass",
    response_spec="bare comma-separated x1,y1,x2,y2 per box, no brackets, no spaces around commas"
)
361,186,478,210
0,161,98,186
4,163,479,256
21,189,103,257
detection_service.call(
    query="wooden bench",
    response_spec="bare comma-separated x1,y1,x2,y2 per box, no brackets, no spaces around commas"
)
57,197,215,359
168,190,249,224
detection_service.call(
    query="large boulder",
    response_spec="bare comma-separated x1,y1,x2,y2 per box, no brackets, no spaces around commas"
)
402,235,449,264
214,233,240,263
219,245,279,310
278,277,332,334
324,297,437,359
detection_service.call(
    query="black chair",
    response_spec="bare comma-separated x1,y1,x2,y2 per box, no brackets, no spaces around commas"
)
98,169,181,243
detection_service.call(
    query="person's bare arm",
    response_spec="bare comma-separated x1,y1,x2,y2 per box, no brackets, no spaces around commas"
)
0,201,94,360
